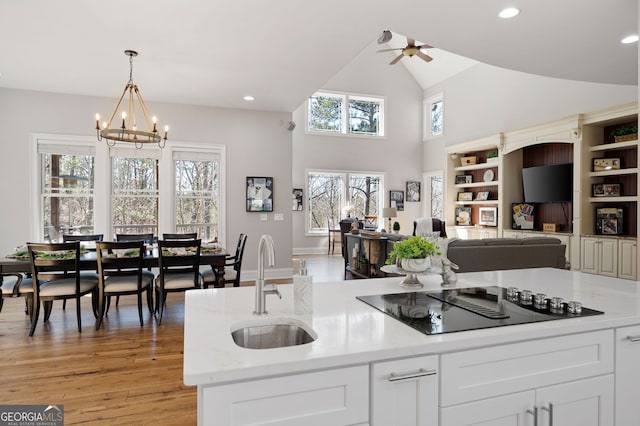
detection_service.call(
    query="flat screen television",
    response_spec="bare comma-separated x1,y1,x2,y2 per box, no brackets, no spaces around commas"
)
522,163,573,203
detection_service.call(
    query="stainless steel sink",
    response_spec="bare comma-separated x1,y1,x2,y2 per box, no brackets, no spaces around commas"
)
231,319,316,349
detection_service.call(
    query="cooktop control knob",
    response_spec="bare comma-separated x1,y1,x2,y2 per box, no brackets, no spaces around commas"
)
567,301,583,314
534,293,547,308
519,290,533,305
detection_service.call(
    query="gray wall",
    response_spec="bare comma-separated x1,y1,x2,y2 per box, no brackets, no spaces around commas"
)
0,87,293,277
422,63,637,172
291,41,426,254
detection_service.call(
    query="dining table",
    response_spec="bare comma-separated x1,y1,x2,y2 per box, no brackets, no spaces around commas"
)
0,247,229,288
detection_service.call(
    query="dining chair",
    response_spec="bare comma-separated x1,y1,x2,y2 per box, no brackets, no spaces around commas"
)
94,240,155,329
62,234,104,242
0,273,33,318
162,233,198,240
201,233,247,288
155,238,201,325
27,241,99,336
115,233,155,245
327,218,340,255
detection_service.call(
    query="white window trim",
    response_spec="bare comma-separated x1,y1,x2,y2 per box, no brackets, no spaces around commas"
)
31,133,227,247
423,92,444,141
304,168,386,236
306,90,386,139
422,170,444,219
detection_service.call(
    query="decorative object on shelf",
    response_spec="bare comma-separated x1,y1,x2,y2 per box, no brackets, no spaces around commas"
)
460,156,477,166
512,203,534,230
292,188,303,211
364,215,378,229
390,190,404,211
483,169,495,182
592,183,621,197
392,221,401,233
382,207,397,232
478,207,497,226
543,223,557,232
95,50,168,148
596,207,624,235
475,191,489,201
455,175,472,184
486,150,499,163
246,177,273,212
457,192,473,202
406,181,421,202
593,158,621,171
455,207,472,226
611,125,637,143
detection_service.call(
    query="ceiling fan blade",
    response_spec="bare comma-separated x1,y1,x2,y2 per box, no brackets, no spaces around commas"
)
407,38,416,47
389,53,404,65
417,44,434,50
376,48,404,52
417,51,434,63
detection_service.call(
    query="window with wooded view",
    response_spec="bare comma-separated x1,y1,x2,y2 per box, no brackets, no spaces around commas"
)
307,91,384,137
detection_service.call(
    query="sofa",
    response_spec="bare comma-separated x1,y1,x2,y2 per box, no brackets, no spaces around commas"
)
446,237,568,273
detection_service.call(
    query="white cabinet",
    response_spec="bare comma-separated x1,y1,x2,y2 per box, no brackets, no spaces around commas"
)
440,330,614,426
371,355,438,426
581,236,617,277
453,226,498,240
441,375,613,426
617,238,637,280
199,365,369,426
615,325,640,425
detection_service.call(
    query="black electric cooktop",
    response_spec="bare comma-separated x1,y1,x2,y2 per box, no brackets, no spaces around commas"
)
356,286,604,335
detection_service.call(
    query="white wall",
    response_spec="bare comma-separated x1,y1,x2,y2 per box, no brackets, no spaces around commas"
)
291,41,425,254
0,88,293,276
422,63,637,172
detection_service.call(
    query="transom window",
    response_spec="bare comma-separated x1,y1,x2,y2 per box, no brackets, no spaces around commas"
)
307,91,385,137
306,170,384,233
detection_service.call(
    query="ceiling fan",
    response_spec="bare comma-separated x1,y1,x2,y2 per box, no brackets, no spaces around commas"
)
377,37,434,65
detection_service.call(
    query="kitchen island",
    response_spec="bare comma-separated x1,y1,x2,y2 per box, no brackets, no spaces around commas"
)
184,268,640,425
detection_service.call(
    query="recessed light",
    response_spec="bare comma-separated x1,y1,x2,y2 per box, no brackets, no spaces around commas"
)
243,95,255,101
621,35,639,44
498,7,520,18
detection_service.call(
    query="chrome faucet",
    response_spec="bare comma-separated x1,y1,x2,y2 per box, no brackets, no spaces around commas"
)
254,234,281,315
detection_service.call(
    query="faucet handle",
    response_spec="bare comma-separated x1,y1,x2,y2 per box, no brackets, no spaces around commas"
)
264,284,282,299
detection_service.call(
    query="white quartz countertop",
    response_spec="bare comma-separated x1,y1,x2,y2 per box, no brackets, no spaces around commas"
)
183,268,640,386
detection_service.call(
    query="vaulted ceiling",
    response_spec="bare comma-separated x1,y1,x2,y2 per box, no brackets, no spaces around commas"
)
0,0,636,112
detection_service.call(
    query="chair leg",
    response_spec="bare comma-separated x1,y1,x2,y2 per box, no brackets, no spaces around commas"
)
137,292,144,327
75,295,82,333
156,289,165,325
146,287,154,314
116,295,120,306
43,300,53,322
29,296,41,336
95,294,105,330
62,299,66,310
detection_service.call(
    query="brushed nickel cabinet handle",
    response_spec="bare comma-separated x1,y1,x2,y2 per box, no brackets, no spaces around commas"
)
387,368,437,382
527,406,538,426
626,335,640,343
541,403,554,426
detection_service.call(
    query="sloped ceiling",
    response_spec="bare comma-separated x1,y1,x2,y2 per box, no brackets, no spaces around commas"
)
0,0,636,112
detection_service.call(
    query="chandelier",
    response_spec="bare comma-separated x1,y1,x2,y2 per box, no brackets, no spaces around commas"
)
95,50,168,148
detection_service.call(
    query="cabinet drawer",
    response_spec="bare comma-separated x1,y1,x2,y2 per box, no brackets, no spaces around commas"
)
200,364,369,426
440,330,613,406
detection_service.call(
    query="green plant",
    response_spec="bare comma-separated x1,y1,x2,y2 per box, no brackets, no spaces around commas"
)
487,150,499,158
392,221,400,231
612,125,638,137
386,236,440,264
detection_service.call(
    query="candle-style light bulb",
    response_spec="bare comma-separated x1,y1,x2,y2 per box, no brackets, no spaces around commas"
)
95,113,100,130
102,121,107,129
152,116,158,133
121,112,127,119
121,111,127,129
163,125,169,140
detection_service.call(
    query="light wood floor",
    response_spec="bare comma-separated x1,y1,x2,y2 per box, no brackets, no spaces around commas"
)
0,255,343,425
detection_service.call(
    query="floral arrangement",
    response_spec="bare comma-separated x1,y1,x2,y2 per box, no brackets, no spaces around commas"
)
386,236,440,264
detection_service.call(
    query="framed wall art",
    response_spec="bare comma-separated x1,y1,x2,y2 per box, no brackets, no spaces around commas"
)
479,207,497,226
455,207,472,226
292,188,303,211
596,207,623,235
455,175,473,184
390,190,404,211
475,191,489,201
457,192,473,202
406,181,421,202
246,177,273,212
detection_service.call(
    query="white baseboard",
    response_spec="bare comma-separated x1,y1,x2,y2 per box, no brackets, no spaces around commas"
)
241,267,294,281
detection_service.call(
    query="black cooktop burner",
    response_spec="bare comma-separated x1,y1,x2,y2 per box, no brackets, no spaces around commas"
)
356,286,604,335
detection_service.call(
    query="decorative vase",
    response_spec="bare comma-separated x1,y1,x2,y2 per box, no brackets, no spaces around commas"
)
401,257,431,273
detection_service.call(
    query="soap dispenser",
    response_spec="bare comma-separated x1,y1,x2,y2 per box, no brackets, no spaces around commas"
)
293,259,313,315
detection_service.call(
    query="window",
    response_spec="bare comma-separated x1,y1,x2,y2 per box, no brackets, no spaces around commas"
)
306,170,384,233
307,91,385,137
174,151,220,241
39,143,95,242
112,155,159,236
34,134,226,244
424,93,444,139
423,171,443,219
